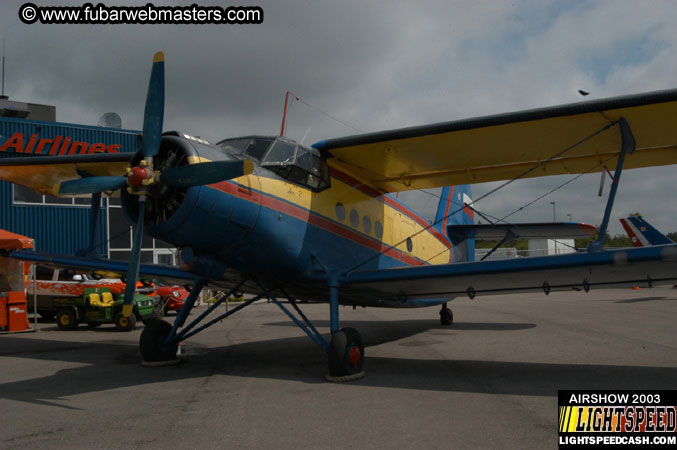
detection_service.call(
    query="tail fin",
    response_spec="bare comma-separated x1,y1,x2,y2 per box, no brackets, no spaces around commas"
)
434,185,474,261
619,214,673,247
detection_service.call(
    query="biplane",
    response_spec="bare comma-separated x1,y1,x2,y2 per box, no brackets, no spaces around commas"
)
2,52,677,380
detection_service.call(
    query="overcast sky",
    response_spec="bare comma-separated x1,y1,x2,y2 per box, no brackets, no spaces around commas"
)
1,0,676,235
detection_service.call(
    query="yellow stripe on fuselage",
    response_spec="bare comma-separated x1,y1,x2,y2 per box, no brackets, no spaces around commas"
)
254,173,452,265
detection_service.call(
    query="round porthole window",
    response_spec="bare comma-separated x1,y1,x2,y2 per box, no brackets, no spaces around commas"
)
335,203,346,222
363,216,372,234
350,209,359,228
374,221,383,239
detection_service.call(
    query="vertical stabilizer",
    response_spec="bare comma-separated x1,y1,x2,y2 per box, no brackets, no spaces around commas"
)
434,185,474,261
619,214,672,247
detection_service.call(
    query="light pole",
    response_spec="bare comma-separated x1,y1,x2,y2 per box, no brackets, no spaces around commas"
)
550,201,556,222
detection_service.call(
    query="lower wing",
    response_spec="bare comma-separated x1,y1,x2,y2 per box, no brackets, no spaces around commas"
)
340,245,677,306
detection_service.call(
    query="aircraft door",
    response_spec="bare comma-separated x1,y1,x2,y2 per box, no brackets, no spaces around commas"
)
219,172,262,252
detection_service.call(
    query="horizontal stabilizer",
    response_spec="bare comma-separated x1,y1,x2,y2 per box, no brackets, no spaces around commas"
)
447,222,597,244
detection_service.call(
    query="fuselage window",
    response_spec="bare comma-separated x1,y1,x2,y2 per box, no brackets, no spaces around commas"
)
363,216,372,234
335,203,346,222
374,220,384,239
406,237,413,253
349,209,359,228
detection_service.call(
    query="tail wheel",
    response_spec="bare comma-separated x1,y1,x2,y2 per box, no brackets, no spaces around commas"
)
56,309,78,331
140,319,180,365
115,311,137,331
440,306,453,326
328,327,364,378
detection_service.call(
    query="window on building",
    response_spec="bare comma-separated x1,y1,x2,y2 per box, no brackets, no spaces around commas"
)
107,203,178,265
13,185,104,207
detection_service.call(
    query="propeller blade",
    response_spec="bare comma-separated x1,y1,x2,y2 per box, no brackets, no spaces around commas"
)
57,176,127,195
141,52,165,159
122,200,146,317
158,159,254,188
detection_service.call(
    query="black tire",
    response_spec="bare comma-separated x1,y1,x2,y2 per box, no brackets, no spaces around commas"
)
440,307,453,326
87,322,102,329
328,327,364,377
56,309,78,331
39,310,56,320
140,320,178,363
114,311,137,331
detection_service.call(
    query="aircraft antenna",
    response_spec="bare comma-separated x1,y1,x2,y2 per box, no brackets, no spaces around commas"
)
280,91,296,136
280,90,363,137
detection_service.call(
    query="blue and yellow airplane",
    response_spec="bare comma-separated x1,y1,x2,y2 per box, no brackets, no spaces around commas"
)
2,52,677,379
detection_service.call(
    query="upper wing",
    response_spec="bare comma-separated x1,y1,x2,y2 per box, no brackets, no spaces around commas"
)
340,245,677,306
0,153,133,195
314,89,677,192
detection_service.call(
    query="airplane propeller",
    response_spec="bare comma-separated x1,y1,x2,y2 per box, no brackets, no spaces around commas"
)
54,52,253,317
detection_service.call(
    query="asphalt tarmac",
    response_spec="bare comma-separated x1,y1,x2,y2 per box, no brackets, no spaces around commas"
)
1,286,676,449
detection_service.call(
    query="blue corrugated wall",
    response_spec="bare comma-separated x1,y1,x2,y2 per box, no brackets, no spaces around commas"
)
0,117,138,254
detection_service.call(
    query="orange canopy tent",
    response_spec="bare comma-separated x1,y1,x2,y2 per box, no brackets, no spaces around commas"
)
0,229,34,251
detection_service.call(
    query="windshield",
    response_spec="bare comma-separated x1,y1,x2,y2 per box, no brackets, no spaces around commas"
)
217,137,274,161
260,138,330,192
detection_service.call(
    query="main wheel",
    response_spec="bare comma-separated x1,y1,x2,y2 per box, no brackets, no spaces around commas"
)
140,320,179,364
440,306,453,326
114,311,137,331
56,309,78,331
328,327,364,378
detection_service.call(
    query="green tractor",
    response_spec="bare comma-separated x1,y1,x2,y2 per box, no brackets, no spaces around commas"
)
55,287,158,331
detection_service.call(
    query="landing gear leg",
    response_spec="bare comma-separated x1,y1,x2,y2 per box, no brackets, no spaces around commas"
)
440,302,453,326
326,278,365,381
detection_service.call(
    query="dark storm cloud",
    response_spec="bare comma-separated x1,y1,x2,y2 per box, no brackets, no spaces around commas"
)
1,0,676,235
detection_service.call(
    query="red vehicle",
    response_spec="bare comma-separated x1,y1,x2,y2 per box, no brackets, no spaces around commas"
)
156,286,190,315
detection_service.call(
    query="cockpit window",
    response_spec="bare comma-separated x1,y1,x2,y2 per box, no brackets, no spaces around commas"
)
218,138,249,153
245,138,274,160
216,137,273,161
261,138,330,192
265,139,297,164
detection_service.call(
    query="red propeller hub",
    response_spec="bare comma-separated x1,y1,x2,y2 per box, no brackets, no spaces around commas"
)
128,166,149,188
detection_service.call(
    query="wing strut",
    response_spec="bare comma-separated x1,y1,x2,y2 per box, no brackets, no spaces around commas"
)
588,117,636,252
480,230,516,261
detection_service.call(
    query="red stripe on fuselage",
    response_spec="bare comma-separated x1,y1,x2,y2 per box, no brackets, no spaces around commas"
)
208,180,427,266
329,168,451,248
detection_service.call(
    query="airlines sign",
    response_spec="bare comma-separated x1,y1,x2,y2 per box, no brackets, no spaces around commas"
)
0,132,124,155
